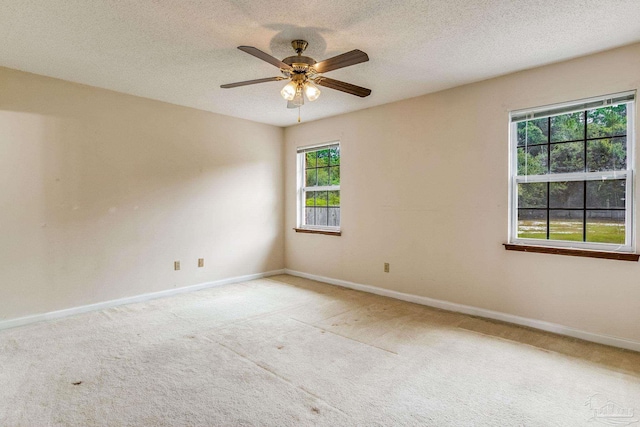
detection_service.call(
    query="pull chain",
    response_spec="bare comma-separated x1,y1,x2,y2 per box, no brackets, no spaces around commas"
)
298,107,301,123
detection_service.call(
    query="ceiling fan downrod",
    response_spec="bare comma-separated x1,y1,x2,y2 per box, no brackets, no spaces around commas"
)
291,40,308,55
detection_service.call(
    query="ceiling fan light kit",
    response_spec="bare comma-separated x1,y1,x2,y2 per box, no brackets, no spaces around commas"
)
221,40,371,122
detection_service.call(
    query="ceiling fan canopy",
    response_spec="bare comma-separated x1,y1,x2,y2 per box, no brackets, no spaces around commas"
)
221,40,371,111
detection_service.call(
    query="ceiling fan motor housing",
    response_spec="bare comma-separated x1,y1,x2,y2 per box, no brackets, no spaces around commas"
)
282,56,315,67
283,40,316,74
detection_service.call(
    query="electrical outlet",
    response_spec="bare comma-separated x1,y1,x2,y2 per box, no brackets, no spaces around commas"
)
198,258,204,268
384,262,390,273
174,261,180,271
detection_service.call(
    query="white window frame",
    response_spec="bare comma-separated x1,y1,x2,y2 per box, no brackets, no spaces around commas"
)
508,91,635,252
296,141,341,231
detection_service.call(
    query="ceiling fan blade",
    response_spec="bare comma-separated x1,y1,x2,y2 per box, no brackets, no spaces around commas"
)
238,46,292,71
220,76,285,89
313,50,369,74
314,77,371,97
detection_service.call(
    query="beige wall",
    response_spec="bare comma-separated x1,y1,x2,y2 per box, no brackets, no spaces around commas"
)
0,67,284,320
285,43,640,343
3,42,640,344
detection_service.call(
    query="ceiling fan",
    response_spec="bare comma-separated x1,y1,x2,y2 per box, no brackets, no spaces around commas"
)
221,40,371,114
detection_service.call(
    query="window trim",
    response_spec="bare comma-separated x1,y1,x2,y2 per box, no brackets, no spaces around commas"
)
508,92,636,253
503,243,640,261
296,141,341,232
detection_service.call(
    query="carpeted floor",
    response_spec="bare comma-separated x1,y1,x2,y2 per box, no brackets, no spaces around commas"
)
1,274,639,426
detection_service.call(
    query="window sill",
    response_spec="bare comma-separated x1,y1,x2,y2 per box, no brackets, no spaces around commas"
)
503,243,639,261
294,228,341,236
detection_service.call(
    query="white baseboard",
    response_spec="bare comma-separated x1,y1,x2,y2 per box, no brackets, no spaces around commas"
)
0,269,285,331
284,269,640,353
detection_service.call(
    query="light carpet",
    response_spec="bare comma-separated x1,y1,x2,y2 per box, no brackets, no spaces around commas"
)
1,274,639,426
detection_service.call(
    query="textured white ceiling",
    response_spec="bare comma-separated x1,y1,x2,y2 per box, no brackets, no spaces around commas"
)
1,1,640,127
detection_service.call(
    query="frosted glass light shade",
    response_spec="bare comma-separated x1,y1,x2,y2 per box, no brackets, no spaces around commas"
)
292,88,304,106
304,82,321,101
281,81,297,101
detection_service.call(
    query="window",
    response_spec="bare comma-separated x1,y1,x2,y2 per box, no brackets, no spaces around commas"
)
297,142,340,231
510,92,635,251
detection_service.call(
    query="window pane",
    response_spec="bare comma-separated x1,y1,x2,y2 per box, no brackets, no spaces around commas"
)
518,183,547,208
317,167,329,186
586,210,625,244
518,209,546,239
517,145,548,176
305,151,317,168
305,191,315,207
328,207,340,227
305,207,315,225
329,146,340,166
328,191,340,206
517,119,548,146
317,149,330,167
550,142,584,173
587,105,627,139
316,207,328,226
305,169,317,186
329,166,340,185
586,137,626,172
550,112,585,142
549,181,584,209
549,210,583,242
315,191,328,206
586,180,625,209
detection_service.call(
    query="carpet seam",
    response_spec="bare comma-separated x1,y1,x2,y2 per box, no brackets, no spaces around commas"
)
288,317,398,355
213,340,351,418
